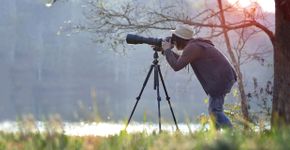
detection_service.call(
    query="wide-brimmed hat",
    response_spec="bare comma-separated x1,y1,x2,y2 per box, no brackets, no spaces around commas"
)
171,24,193,40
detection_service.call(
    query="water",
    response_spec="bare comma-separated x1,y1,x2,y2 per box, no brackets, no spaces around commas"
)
0,121,202,137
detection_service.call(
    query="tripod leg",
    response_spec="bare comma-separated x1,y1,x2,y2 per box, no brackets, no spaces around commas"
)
157,65,180,131
154,65,162,132
158,97,162,132
125,65,154,130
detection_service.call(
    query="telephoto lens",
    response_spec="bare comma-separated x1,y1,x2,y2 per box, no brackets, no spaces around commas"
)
126,34,163,47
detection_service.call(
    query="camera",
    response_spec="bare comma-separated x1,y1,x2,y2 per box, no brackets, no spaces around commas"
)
126,34,173,51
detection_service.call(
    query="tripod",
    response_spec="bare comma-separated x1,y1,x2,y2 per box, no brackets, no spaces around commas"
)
124,50,179,132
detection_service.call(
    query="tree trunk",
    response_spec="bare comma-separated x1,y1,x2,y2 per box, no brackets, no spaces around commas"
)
217,0,250,126
272,0,290,127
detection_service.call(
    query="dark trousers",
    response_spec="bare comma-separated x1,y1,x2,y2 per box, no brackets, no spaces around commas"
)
208,95,232,129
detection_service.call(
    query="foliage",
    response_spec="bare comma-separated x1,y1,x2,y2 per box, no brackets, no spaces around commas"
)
223,77,273,128
0,132,83,150
1,112,290,150
2,127,290,150
247,78,273,124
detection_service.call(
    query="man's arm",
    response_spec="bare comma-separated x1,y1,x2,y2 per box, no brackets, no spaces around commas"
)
164,43,202,71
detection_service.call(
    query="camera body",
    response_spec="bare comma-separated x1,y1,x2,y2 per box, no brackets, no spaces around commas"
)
126,34,173,51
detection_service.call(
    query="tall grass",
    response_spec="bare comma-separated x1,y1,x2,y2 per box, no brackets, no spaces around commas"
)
80,128,290,150
0,96,285,150
1,125,290,150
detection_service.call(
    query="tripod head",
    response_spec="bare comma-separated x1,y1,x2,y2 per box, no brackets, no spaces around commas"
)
152,47,163,65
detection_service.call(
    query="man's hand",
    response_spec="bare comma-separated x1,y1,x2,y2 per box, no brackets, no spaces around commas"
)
151,45,163,51
162,39,174,50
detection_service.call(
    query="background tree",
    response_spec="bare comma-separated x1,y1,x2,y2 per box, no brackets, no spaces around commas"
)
272,0,290,127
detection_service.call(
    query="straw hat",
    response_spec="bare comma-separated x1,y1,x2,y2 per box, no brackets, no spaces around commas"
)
171,24,193,40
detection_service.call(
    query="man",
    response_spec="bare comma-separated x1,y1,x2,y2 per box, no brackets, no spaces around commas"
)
161,24,237,129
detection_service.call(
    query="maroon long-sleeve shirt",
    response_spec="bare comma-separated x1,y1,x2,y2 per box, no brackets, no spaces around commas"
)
164,39,237,96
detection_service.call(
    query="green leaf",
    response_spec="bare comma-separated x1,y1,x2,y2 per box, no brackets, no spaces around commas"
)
203,98,209,104
232,88,239,97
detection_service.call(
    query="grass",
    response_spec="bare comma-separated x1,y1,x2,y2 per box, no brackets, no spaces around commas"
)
0,113,288,150
1,127,290,150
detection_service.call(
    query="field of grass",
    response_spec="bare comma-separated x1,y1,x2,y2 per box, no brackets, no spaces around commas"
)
1,127,290,150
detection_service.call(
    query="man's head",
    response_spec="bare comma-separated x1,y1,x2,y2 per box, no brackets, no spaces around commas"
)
171,24,193,50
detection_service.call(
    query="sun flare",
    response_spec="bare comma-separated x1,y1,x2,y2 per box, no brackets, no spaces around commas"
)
227,0,275,13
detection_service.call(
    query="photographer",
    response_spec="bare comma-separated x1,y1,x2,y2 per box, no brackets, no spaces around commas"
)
161,24,237,129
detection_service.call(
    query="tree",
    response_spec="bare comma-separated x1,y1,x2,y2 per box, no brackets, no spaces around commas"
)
271,0,290,127
76,0,289,127
217,0,250,126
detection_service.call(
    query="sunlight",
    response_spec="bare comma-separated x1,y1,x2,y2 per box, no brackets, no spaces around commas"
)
0,121,202,137
227,0,275,13
45,3,52,7
257,0,275,13
45,0,55,8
